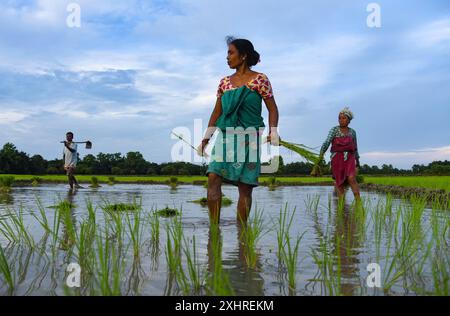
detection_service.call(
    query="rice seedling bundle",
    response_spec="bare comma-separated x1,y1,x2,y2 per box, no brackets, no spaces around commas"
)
279,140,319,164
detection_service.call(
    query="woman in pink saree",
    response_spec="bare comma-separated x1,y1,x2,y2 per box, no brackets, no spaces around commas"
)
319,107,361,200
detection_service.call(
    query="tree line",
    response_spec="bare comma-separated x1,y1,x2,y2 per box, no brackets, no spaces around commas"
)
0,143,449,176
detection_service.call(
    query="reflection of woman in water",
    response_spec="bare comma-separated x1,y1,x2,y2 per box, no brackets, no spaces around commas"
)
319,107,361,200
332,200,363,296
198,37,280,224
308,197,364,295
206,224,265,295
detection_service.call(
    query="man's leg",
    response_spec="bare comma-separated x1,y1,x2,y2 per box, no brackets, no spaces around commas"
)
70,168,83,188
67,169,74,189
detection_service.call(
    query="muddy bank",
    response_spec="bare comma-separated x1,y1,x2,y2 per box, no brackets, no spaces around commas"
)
360,183,450,205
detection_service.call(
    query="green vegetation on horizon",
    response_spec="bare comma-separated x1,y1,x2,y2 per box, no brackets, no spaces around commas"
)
364,176,450,192
2,174,333,184
2,174,450,191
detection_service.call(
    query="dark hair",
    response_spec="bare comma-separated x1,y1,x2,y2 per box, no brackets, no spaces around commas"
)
66,132,74,136
226,36,260,67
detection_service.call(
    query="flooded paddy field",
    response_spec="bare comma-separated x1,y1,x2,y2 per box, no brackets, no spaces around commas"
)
0,184,448,296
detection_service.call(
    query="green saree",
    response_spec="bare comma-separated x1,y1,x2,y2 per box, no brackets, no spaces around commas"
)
206,84,266,187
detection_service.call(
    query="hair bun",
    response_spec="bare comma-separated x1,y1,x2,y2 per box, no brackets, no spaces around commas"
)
248,50,260,67
226,37,261,68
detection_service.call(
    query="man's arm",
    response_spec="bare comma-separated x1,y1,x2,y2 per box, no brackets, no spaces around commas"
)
64,141,76,153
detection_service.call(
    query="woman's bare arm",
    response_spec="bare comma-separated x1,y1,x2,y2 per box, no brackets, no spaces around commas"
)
263,97,280,145
197,97,223,155
203,97,223,140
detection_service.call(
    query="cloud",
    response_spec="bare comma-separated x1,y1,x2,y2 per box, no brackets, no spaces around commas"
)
0,110,29,124
362,146,450,168
0,1,449,168
408,17,450,48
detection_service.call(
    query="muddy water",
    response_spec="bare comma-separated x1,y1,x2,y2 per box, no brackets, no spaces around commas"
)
0,184,447,296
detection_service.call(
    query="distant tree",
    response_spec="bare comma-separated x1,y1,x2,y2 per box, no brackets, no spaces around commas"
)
0,143,30,174
29,155,47,174
275,155,285,175
111,166,123,175
46,159,63,174
2,142,448,176
160,164,176,175
123,152,149,175
178,168,190,175
283,161,314,175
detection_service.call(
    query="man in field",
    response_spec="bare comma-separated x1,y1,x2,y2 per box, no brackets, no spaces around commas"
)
63,132,83,190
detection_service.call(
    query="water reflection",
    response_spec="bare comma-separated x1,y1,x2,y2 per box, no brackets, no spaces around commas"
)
308,196,365,295
0,184,444,296
67,188,77,204
206,223,265,296
332,199,363,296
0,192,14,205
59,189,78,251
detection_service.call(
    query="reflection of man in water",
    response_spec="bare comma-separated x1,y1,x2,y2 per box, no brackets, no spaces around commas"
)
63,132,82,190
67,186,77,205
59,188,78,251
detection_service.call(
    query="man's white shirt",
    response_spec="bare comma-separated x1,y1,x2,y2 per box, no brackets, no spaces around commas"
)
63,142,78,167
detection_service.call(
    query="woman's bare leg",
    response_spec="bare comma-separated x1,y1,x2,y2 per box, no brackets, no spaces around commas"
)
335,183,345,198
237,182,253,223
207,173,223,224
347,176,361,200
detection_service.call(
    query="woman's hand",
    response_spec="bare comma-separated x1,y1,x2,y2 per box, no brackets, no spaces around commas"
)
196,138,210,157
266,131,280,146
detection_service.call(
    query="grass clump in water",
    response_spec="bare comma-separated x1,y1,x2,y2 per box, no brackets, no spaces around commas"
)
276,204,304,294
189,196,233,207
168,177,178,189
239,208,266,269
103,203,140,212
89,176,101,188
31,176,42,187
48,200,76,209
0,176,15,193
267,177,280,191
156,206,180,218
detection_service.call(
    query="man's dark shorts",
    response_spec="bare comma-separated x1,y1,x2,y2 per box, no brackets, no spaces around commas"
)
64,166,76,176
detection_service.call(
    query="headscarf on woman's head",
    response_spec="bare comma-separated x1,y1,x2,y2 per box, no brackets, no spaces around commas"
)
340,107,354,121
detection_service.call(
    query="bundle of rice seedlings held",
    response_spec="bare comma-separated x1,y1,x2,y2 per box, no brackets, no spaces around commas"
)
309,159,327,177
278,140,324,176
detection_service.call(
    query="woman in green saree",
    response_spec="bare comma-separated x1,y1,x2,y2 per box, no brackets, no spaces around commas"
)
197,37,280,224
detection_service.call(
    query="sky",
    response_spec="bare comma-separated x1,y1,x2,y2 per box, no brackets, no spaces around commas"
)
0,0,449,169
